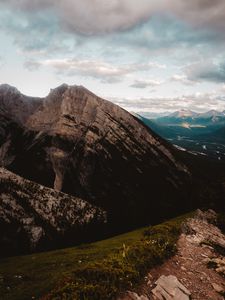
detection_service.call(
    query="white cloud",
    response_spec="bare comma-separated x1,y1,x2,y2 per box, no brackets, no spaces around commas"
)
25,58,165,83
130,79,163,89
110,92,225,113
171,74,197,86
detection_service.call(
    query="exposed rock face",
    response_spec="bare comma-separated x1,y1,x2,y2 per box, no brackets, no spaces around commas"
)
0,84,191,229
0,168,106,256
183,209,225,250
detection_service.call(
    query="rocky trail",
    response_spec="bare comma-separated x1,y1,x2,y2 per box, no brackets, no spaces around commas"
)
119,210,225,300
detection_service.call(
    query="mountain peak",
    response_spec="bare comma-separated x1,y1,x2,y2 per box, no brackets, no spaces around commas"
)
170,109,197,118
0,84,20,95
200,110,224,118
0,84,42,123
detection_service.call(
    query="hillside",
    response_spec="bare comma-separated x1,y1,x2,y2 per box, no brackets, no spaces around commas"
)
1,210,224,300
0,168,106,256
0,84,191,231
0,213,190,300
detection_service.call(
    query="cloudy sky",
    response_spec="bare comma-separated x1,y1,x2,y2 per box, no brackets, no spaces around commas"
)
0,0,225,113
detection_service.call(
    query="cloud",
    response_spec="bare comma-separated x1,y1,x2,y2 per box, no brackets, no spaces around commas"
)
1,1,224,62
27,58,164,83
171,74,197,86
1,0,164,35
171,0,225,33
110,92,225,113
130,79,163,89
2,0,225,36
185,61,225,83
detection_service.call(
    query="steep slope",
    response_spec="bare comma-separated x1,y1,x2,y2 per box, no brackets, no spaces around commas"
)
0,84,191,229
0,168,106,256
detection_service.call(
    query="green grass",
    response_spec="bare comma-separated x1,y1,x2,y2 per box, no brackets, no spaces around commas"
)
0,213,191,300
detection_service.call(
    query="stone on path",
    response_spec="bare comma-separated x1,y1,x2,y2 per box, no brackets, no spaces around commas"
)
212,283,224,294
119,291,148,300
152,275,191,300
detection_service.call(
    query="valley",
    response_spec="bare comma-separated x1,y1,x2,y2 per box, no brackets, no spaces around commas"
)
139,110,225,162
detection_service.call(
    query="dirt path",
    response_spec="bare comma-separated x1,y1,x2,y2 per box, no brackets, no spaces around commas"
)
141,234,225,299
120,210,225,300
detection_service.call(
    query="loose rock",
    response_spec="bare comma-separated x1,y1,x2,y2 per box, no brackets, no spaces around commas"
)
151,275,191,300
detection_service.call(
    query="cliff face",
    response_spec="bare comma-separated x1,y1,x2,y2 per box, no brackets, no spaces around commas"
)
0,84,191,229
0,168,106,256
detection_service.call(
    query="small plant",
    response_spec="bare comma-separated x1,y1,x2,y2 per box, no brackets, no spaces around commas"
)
43,215,188,300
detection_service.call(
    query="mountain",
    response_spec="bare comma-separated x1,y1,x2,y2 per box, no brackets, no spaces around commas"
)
200,109,225,119
0,167,106,256
0,84,192,233
139,110,225,162
137,115,203,139
132,111,171,119
169,109,198,119
156,109,225,129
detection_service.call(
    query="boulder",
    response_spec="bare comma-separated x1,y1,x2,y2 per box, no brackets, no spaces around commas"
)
152,275,191,300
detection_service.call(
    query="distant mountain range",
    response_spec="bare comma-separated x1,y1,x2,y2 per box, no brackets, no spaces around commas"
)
138,109,225,161
135,109,225,120
166,109,225,119
156,109,225,130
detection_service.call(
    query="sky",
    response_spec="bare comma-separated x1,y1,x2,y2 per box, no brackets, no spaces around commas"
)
0,0,225,114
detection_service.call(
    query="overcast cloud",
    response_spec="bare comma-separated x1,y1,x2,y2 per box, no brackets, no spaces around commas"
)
0,0,225,112
2,0,225,35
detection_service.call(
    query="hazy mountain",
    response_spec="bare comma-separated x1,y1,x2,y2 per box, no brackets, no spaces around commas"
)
200,110,225,118
156,109,225,129
169,109,198,119
132,111,171,119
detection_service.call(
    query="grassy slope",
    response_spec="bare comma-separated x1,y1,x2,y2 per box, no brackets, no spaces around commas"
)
0,213,191,300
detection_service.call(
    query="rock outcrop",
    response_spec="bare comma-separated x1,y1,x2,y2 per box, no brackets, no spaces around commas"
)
0,168,106,256
0,84,191,230
183,209,225,250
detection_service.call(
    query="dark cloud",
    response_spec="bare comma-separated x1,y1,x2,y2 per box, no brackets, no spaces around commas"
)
0,1,224,60
186,61,225,83
172,0,225,32
1,0,162,35
2,0,225,36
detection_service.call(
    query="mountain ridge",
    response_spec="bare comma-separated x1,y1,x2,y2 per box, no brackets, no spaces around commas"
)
0,167,106,256
0,84,191,232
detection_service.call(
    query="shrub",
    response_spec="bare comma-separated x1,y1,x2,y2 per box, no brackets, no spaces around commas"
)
43,215,188,300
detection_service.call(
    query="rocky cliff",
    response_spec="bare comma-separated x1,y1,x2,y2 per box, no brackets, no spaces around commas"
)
0,168,106,256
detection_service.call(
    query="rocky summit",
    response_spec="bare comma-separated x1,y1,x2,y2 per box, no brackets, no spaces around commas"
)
0,84,191,232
